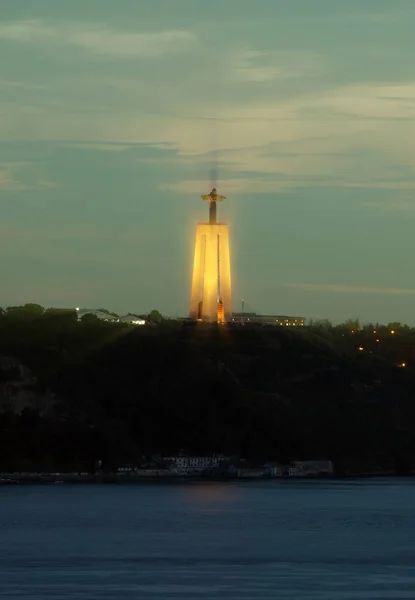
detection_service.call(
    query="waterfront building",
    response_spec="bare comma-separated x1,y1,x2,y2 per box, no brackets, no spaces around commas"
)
167,455,227,474
290,460,333,476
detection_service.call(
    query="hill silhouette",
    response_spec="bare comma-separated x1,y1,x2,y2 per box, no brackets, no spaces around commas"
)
1,308,415,475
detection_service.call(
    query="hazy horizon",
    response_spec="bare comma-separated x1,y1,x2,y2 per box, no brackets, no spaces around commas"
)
1,1,415,323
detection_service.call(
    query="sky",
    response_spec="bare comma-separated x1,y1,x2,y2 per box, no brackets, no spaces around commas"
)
1,0,415,323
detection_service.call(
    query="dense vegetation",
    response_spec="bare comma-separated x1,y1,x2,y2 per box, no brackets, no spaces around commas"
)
1,305,415,475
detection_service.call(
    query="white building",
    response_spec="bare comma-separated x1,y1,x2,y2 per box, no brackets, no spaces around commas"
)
119,314,146,325
167,455,226,474
75,309,146,325
76,308,118,322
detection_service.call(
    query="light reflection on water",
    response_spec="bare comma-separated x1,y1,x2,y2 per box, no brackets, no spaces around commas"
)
1,478,415,599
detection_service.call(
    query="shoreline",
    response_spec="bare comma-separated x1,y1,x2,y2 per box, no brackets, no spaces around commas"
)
0,472,408,485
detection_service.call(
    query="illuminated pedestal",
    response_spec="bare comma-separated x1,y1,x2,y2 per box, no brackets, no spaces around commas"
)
189,222,232,323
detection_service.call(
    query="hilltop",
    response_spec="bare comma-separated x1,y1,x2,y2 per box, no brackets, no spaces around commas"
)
0,307,415,475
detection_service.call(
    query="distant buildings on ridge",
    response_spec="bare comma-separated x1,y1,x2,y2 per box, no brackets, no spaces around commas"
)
231,313,305,327
75,307,305,327
75,308,145,325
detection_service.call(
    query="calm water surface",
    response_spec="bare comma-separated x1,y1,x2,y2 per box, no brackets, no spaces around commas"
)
1,478,415,599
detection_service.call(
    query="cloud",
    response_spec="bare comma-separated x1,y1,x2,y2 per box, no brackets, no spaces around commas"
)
309,83,415,121
1,78,414,195
63,142,133,152
228,49,325,83
1,18,415,196
160,178,292,195
364,199,415,212
283,283,415,296
306,9,415,25
0,79,46,91
0,162,56,193
0,162,30,192
0,19,195,58
163,176,415,196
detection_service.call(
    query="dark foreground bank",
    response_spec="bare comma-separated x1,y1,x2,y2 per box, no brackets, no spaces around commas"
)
1,317,415,474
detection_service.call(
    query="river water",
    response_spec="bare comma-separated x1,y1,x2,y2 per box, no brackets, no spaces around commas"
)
1,478,415,599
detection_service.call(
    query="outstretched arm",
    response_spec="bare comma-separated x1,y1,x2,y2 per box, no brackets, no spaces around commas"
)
201,194,226,202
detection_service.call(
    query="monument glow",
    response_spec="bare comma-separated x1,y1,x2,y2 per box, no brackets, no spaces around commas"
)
189,189,232,323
